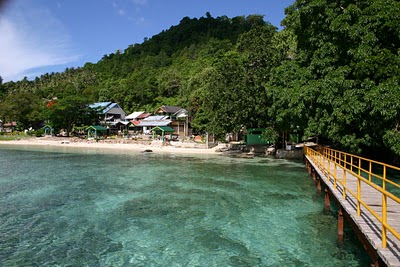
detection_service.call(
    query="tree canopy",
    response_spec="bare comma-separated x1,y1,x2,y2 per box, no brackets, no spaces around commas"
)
276,0,400,157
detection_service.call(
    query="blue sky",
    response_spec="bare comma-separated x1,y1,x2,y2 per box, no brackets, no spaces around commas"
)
0,0,294,82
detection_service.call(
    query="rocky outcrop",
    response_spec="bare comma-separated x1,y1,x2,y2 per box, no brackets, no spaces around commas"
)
275,149,304,159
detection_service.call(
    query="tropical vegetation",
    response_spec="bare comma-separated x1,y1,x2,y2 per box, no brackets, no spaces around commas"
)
0,1,399,161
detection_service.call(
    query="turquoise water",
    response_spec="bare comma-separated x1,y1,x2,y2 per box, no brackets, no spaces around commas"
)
0,145,370,266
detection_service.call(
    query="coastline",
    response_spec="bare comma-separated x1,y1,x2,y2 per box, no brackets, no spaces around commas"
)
0,137,220,155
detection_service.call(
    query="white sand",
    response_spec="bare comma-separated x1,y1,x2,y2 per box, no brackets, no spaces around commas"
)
0,137,220,154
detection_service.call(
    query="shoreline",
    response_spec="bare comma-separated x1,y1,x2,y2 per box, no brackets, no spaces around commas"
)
0,137,220,155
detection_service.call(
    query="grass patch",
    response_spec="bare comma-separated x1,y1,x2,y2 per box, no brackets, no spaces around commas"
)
0,135,29,141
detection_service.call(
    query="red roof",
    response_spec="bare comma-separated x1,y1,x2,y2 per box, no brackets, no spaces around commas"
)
137,112,152,119
131,120,141,126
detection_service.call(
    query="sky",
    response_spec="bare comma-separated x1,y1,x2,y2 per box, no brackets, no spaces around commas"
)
0,0,294,82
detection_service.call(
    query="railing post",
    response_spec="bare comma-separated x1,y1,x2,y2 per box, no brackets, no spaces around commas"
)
334,162,337,189
382,165,387,248
343,170,346,199
382,193,387,248
343,154,346,169
328,157,330,178
340,152,343,167
383,165,386,190
357,157,362,216
351,156,353,173
357,178,361,217
369,161,372,182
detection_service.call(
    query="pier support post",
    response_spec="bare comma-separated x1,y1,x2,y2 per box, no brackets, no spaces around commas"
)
338,207,344,242
317,177,322,194
324,188,330,211
312,169,317,185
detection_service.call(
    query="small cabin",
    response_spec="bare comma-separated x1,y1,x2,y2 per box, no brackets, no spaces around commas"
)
151,126,174,141
43,125,54,136
245,128,271,145
86,125,107,139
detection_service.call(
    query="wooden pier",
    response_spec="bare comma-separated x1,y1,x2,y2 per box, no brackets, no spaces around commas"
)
305,146,400,267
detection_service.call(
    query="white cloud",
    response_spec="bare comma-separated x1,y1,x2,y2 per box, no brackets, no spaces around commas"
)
118,8,126,16
0,3,80,81
112,1,127,17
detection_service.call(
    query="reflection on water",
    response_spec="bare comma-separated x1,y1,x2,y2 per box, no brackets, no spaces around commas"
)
0,145,370,266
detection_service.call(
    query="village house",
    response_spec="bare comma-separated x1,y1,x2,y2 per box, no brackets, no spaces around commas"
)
90,102,126,123
125,111,152,129
90,102,127,134
1,121,17,132
136,115,172,135
154,105,190,138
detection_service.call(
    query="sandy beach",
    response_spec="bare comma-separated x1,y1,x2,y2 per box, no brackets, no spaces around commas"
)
0,137,221,154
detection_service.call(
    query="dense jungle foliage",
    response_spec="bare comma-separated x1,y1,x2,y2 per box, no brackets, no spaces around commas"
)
0,0,399,161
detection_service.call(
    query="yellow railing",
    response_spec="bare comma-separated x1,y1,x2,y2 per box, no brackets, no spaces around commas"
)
304,146,400,248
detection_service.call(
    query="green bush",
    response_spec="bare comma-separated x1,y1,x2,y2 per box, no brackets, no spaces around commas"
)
35,129,44,137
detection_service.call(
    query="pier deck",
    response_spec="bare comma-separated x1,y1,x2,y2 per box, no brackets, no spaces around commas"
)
305,148,400,267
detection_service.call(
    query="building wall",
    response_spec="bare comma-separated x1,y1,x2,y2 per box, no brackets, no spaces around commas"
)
106,107,126,120
171,120,189,137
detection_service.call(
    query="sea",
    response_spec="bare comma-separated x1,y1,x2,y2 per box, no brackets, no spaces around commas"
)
0,144,370,266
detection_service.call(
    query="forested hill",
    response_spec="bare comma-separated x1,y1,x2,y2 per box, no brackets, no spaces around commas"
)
84,13,270,110
0,13,270,110
0,13,277,131
1,1,400,161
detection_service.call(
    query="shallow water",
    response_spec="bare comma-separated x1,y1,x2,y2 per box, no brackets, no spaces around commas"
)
0,145,370,266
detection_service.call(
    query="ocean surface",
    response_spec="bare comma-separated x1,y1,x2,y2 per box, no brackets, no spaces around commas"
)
0,145,370,266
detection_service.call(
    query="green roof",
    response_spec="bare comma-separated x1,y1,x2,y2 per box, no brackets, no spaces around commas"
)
151,126,174,132
86,125,107,131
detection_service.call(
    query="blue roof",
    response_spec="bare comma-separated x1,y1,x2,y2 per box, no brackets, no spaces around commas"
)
89,102,111,109
89,102,122,114
103,103,121,113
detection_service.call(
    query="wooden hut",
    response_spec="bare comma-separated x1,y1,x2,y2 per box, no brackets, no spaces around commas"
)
86,125,107,139
151,126,174,141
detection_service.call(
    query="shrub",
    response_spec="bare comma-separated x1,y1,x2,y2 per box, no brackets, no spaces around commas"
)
35,129,44,137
